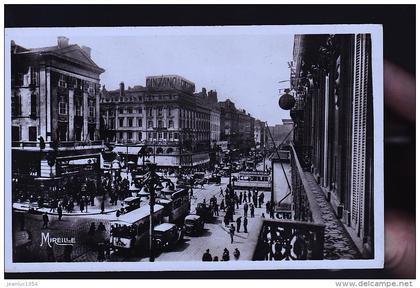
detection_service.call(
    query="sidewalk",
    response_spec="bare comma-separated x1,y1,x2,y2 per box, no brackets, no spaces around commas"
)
13,196,123,216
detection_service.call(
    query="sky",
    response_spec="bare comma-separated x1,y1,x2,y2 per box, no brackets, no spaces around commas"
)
6,27,294,126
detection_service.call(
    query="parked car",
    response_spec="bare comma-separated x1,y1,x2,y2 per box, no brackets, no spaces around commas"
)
184,214,205,236
153,223,184,252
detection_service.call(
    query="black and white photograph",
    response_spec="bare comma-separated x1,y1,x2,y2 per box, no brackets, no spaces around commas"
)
5,23,383,273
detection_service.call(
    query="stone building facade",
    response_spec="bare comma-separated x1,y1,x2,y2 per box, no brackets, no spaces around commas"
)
290,34,374,257
100,75,211,168
11,37,105,198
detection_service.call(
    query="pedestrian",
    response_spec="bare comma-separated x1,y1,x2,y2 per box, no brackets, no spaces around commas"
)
233,248,241,260
239,191,243,204
263,240,271,260
261,213,265,218
243,202,248,217
57,205,63,221
229,224,235,243
98,222,106,232
80,198,85,213
219,187,224,197
222,248,230,261
236,217,242,233
243,216,248,233
258,193,264,208
202,249,212,261
42,212,49,229
224,215,230,227
213,256,219,261
214,202,219,216
248,190,252,202
266,201,271,214
220,199,225,211
101,199,105,214
250,203,255,218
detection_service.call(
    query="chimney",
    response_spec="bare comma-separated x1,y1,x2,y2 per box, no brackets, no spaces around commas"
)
57,36,69,48
81,46,91,58
120,82,125,97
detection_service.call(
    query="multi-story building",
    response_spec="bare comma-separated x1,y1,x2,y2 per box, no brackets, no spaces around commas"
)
219,99,239,149
11,37,105,198
254,119,267,149
267,123,293,148
237,109,255,153
100,75,211,169
288,34,374,257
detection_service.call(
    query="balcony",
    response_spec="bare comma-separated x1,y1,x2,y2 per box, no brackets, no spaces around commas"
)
252,144,325,261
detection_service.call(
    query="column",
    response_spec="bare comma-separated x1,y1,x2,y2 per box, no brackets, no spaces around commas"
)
39,66,47,139
83,91,88,141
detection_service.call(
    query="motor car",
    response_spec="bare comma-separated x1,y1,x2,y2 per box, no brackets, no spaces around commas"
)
195,203,213,222
184,214,205,236
153,223,184,251
207,174,221,184
123,196,141,213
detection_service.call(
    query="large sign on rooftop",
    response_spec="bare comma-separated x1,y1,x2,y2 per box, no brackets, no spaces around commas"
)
146,75,195,93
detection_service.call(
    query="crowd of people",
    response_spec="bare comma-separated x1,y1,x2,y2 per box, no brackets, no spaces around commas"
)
202,247,241,262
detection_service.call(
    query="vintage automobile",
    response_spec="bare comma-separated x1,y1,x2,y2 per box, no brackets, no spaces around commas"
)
195,203,213,222
123,196,141,213
207,174,221,184
153,223,184,251
184,214,205,236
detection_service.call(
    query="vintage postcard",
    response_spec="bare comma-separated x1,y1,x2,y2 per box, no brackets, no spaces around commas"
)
4,24,384,272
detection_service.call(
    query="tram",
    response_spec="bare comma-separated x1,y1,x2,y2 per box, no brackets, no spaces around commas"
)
233,170,272,191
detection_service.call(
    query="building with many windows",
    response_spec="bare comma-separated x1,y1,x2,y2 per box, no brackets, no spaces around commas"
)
288,34,374,257
11,37,105,199
100,75,211,168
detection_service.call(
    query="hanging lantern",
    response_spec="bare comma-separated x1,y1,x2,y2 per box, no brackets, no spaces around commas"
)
278,93,296,110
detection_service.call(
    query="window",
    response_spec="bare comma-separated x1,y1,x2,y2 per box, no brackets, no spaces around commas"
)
119,132,124,140
127,108,133,114
158,120,163,128
147,108,153,117
158,107,163,116
174,133,178,140
119,108,124,114
168,107,172,116
138,132,142,141
12,92,21,116
169,132,173,139
29,126,37,141
12,126,20,142
59,102,68,115
109,119,115,129
75,101,82,116
168,120,174,128
58,74,67,88
128,118,133,127
158,132,162,139
148,121,153,129
30,67,38,86
148,132,152,140
119,118,124,127
138,107,143,114
30,93,37,117
89,105,95,117
138,118,143,127
127,132,132,140
163,132,167,139
153,132,157,139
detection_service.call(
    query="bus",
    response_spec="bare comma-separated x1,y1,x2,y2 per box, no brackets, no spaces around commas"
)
155,188,190,224
110,203,164,254
233,171,272,191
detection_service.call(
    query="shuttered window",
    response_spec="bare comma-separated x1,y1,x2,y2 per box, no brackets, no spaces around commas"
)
350,34,371,236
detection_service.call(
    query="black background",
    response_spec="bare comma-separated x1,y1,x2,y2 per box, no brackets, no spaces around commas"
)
4,4,415,279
